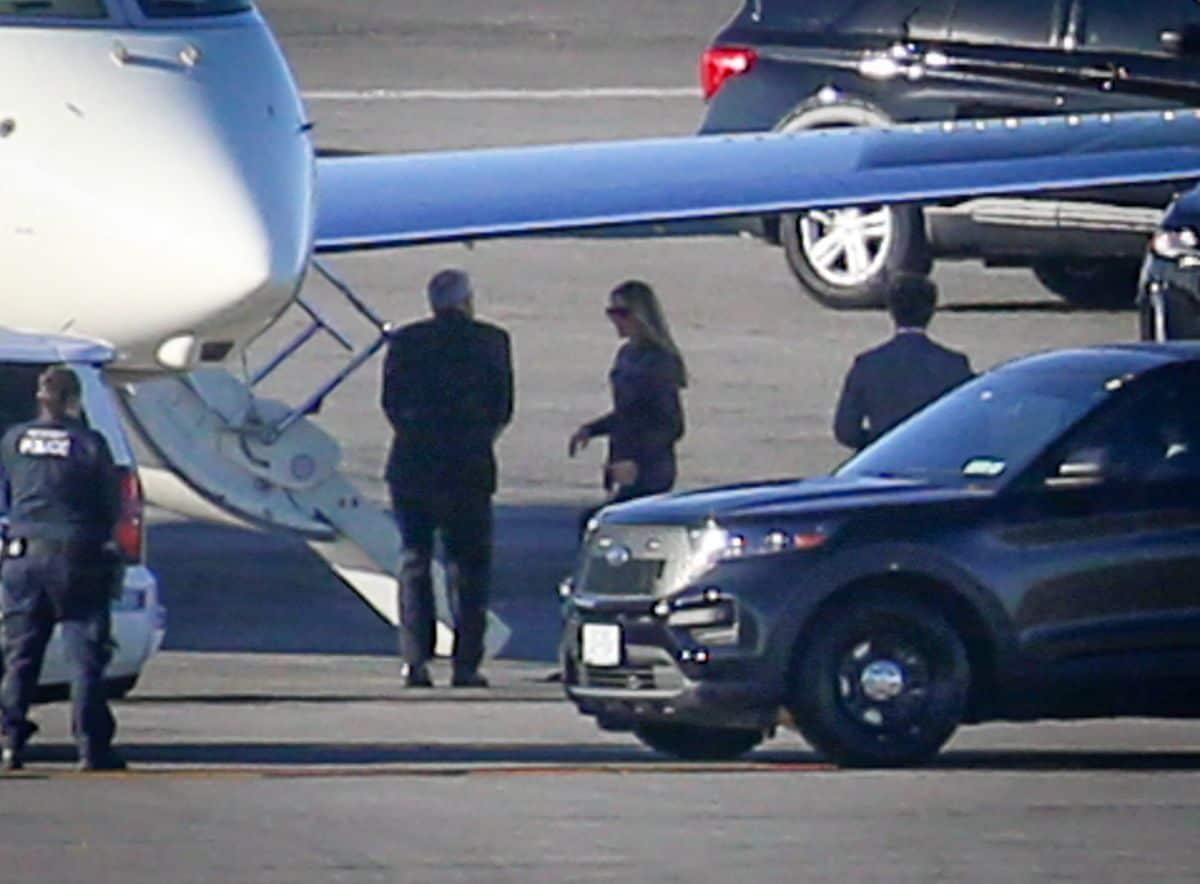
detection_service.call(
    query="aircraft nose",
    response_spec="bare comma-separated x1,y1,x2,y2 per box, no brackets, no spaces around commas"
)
160,119,314,333
133,39,315,358
0,22,313,371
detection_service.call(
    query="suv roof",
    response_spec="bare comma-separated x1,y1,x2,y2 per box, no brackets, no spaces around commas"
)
0,329,114,364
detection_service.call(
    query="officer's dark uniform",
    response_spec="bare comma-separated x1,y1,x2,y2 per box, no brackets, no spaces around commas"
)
1,394,122,768
382,310,513,683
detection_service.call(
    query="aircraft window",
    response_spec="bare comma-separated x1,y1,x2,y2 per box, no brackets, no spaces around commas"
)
0,0,105,19
136,0,250,19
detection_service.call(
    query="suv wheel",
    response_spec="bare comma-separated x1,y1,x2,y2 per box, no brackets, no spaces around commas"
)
776,101,931,310
633,722,765,760
1032,259,1141,308
788,595,968,767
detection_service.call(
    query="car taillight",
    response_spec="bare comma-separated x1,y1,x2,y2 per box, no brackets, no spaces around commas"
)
115,468,144,563
700,46,757,101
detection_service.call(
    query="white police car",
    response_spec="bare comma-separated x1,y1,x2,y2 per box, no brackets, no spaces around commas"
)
0,330,166,700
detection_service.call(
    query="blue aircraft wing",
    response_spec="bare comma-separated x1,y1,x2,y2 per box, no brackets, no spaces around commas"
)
315,109,1200,253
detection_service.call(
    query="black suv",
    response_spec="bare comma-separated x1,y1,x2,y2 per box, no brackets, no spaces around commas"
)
699,0,1200,309
562,343,1200,766
1141,186,1200,338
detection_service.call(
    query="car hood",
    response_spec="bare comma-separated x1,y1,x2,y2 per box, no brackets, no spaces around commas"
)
600,475,992,525
1163,186,1200,228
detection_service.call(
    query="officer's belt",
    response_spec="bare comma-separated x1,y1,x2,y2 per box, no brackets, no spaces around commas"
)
3,537,103,559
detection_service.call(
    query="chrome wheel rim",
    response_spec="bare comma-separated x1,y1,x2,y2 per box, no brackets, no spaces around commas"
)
799,206,893,287
836,635,931,733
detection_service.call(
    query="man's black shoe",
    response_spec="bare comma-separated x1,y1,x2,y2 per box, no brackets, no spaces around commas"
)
402,664,433,688
451,671,489,688
2,747,22,772
78,749,127,772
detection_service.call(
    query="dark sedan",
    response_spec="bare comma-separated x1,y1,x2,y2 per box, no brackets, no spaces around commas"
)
561,343,1200,766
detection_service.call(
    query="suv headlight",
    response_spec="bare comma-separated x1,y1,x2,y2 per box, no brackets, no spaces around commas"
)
681,520,829,583
1151,227,1200,264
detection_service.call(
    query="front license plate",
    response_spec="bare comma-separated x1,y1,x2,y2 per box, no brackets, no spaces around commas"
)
581,623,622,667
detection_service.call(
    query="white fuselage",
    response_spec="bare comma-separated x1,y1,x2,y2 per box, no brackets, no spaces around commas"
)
0,2,314,373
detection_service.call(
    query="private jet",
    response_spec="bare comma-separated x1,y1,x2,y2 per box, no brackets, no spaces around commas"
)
5,0,1200,636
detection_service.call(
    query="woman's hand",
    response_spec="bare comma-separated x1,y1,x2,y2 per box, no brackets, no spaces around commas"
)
568,426,591,457
608,459,638,488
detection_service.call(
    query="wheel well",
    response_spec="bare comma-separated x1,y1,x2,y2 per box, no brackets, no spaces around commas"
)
763,98,894,247
794,573,998,721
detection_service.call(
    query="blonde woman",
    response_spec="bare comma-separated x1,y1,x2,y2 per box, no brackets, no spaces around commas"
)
570,280,687,513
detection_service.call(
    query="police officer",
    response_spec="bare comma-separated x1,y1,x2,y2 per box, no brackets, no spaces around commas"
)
382,269,513,688
1,365,125,772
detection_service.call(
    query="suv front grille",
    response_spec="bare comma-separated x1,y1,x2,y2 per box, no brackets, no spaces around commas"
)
579,558,663,597
583,664,658,690
577,524,693,598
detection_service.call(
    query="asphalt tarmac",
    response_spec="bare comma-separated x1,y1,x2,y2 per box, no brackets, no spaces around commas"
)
5,2,1200,882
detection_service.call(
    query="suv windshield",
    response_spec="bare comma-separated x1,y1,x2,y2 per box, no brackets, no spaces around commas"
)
836,360,1126,484
136,0,249,18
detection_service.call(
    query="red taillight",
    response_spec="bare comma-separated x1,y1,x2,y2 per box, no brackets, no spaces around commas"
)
115,468,144,563
700,46,757,101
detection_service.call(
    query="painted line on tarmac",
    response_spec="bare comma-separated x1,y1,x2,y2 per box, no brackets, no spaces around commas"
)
304,87,698,102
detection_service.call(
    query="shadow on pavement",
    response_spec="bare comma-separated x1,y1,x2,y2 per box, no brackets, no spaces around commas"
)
147,503,580,661
17,740,654,767
15,739,1200,771
941,300,1135,315
932,749,1200,771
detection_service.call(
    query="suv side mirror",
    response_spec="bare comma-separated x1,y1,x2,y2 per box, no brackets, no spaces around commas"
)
1044,447,1106,489
1160,25,1200,56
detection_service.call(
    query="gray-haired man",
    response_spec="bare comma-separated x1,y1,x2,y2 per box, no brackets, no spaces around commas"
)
381,269,514,687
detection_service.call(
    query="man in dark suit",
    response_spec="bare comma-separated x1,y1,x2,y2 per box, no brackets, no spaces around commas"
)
382,269,514,688
834,274,973,451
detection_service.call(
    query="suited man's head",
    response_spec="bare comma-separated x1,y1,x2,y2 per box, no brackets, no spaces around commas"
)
887,274,938,329
427,268,475,317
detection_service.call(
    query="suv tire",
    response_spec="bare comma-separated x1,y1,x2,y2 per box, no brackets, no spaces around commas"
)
788,594,968,767
1032,259,1141,308
776,101,932,310
632,722,764,760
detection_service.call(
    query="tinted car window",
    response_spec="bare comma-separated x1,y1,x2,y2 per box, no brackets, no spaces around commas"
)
0,0,105,18
136,0,250,18
0,364,42,441
761,0,953,40
1082,0,1200,56
1047,368,1200,483
948,0,1057,48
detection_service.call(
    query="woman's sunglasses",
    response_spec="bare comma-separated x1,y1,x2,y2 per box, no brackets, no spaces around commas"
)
605,306,632,318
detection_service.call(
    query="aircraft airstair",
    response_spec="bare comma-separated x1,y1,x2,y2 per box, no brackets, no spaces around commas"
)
115,260,509,656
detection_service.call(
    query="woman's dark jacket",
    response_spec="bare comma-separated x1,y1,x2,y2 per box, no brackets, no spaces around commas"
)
585,341,685,496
